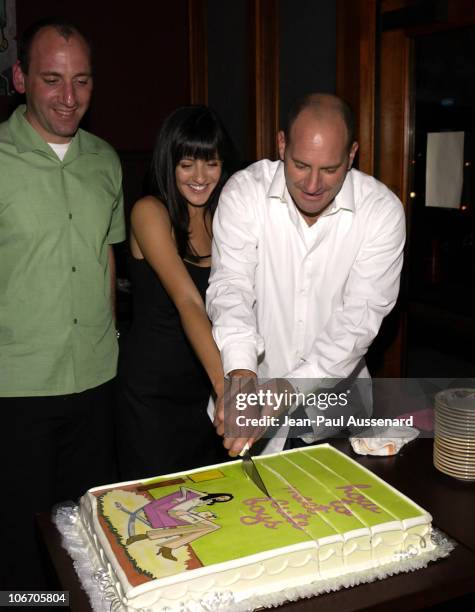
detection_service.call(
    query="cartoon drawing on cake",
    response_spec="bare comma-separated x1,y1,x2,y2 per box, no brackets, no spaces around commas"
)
116,486,233,562
88,446,441,599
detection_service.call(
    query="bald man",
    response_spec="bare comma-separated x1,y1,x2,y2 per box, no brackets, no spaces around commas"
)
0,19,124,588
207,93,406,456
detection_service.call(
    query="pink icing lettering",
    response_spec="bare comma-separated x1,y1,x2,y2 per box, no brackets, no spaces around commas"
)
240,497,284,529
334,485,382,514
329,500,353,516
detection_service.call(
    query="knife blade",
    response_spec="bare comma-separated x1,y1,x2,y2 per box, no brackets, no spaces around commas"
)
240,445,271,498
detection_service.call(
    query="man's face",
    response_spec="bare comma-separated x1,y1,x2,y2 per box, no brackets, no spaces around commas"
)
278,109,358,225
13,27,93,143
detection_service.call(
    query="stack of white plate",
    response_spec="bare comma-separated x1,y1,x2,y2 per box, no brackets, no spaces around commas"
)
434,388,475,481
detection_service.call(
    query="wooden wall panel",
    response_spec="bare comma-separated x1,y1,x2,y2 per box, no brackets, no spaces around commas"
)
337,1,407,377
188,0,208,105
378,29,412,208
372,29,412,378
250,0,279,160
357,2,376,175
336,0,360,126
12,0,190,151
336,0,376,174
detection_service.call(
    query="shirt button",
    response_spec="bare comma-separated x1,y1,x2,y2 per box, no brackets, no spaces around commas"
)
73,318,78,324
72,266,76,272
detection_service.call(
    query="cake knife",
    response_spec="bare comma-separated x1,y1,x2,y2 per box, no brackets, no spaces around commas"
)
240,444,271,498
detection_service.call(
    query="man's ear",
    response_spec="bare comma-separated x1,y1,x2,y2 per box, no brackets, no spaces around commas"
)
12,61,26,94
277,130,286,161
347,141,359,170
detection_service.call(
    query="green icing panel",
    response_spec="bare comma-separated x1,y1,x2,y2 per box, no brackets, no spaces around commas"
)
99,445,426,571
257,454,384,533
299,447,425,522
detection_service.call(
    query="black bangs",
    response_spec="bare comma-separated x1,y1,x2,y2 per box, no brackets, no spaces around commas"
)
173,111,222,162
177,138,220,162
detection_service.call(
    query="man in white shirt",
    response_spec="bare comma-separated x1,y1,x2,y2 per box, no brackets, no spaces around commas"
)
207,93,406,456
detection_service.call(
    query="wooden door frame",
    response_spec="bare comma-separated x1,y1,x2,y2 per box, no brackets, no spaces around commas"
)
337,0,475,376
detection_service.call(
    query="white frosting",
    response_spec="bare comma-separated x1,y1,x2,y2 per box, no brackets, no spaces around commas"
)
78,444,434,611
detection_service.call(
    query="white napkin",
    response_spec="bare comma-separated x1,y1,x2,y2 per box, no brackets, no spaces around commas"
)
350,426,419,456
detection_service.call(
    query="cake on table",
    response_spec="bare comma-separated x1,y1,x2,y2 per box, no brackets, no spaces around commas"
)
56,444,451,611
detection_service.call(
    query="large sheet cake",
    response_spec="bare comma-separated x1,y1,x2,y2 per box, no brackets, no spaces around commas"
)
75,444,441,611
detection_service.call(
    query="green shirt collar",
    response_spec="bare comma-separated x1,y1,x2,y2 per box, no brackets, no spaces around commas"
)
8,105,102,160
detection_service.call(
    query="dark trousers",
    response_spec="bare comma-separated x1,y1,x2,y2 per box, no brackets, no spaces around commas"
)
0,380,117,590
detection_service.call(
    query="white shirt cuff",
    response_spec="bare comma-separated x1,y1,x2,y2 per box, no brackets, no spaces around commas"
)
222,343,258,376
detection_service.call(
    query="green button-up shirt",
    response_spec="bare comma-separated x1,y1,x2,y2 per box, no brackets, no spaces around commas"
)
0,106,125,396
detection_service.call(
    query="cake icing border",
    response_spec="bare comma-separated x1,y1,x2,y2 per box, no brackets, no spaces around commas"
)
55,444,454,611
54,503,454,612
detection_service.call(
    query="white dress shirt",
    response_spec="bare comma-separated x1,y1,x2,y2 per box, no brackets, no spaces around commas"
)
207,160,406,448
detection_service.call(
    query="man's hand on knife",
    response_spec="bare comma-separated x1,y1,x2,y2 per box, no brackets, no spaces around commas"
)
218,370,258,457
213,369,256,434
217,372,295,457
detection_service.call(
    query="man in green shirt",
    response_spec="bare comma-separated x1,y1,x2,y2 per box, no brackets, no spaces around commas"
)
0,20,125,589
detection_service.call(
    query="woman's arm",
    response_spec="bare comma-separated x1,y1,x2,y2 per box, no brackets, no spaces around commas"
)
130,197,224,400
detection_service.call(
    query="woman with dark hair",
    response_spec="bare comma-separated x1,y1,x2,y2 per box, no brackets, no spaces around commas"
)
124,486,234,560
117,106,235,480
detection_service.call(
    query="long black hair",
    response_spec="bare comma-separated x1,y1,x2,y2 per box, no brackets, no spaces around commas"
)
150,105,235,261
200,492,234,506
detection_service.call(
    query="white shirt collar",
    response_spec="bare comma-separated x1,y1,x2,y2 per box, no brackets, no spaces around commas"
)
268,161,288,201
267,160,356,217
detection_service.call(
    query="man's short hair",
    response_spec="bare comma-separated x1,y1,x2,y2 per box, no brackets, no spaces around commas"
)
18,18,91,74
283,93,356,152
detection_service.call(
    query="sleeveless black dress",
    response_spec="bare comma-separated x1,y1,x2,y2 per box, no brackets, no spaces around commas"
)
116,256,228,480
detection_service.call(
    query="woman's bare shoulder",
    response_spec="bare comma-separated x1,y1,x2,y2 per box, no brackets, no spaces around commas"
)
131,195,170,226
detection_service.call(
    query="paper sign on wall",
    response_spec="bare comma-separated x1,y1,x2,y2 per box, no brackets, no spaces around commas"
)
425,131,464,208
